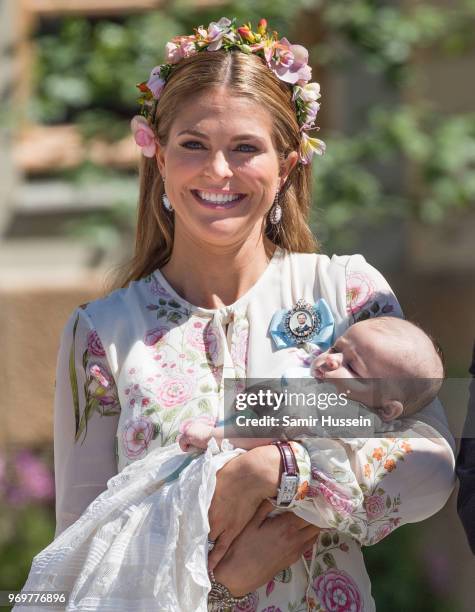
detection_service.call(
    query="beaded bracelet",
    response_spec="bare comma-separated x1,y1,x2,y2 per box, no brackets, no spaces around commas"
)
208,570,253,611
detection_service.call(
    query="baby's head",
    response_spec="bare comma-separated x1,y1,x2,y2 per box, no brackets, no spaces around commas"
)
311,317,444,422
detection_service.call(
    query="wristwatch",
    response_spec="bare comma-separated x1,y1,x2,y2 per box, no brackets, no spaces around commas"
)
272,440,300,506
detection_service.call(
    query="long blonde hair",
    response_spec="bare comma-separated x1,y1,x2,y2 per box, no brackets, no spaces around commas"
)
115,50,318,288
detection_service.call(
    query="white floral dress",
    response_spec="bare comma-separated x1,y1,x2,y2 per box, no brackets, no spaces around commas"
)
48,247,454,612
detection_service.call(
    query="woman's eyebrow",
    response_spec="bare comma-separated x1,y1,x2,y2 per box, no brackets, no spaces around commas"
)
177,128,264,142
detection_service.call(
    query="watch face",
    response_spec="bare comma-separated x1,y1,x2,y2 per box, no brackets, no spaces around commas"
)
277,474,299,505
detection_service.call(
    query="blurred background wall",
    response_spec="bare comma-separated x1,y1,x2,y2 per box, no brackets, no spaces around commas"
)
0,0,474,609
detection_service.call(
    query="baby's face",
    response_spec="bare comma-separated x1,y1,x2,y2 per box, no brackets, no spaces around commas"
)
311,322,401,407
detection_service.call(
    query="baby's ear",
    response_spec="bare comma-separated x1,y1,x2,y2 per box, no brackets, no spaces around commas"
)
378,400,404,422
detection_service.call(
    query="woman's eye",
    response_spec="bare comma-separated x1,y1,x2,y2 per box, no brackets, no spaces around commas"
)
236,144,257,152
181,141,204,149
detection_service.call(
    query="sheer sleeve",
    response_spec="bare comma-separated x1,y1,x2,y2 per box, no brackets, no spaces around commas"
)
54,306,121,537
285,255,456,545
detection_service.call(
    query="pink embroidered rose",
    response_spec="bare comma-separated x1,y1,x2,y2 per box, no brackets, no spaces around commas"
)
313,569,363,612
156,374,193,408
346,272,375,315
144,326,169,346
261,607,282,612
315,483,355,516
230,326,249,370
122,416,156,459
87,330,105,356
179,414,216,436
364,494,386,519
374,523,394,543
232,591,259,612
186,320,220,361
130,115,157,158
148,275,173,298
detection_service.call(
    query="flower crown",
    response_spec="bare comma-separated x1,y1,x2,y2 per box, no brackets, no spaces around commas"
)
130,17,325,165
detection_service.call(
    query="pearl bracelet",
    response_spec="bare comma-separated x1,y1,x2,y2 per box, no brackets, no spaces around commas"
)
208,570,253,611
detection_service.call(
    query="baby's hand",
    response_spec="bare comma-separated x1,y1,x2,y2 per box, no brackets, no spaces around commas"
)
178,422,216,452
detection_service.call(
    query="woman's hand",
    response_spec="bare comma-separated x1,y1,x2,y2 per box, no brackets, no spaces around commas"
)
213,500,321,596
208,444,283,570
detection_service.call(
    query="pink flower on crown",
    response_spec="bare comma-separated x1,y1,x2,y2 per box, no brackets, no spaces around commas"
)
146,65,167,98
165,35,197,64
270,38,312,85
131,115,156,158
206,17,234,51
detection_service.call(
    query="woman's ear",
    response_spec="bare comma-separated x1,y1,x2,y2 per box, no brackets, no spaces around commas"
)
279,150,299,188
378,400,404,422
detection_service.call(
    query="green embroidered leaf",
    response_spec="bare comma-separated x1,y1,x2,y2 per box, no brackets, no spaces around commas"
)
158,308,167,318
321,532,332,547
381,439,390,448
359,483,369,493
82,348,88,370
314,562,323,577
152,423,161,439
198,399,211,412
200,385,212,393
323,552,336,568
168,300,181,309
376,487,385,496
332,533,340,545
200,363,210,369
76,398,99,443
386,496,392,508
143,407,156,416
69,314,81,438
275,567,292,583
158,298,167,305
349,523,362,535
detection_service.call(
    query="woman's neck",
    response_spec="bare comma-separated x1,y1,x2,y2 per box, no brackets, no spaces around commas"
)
160,236,276,309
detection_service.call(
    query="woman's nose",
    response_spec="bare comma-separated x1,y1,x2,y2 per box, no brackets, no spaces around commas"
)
205,150,233,180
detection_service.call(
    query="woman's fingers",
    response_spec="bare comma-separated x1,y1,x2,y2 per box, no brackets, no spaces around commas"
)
253,499,275,526
208,531,233,571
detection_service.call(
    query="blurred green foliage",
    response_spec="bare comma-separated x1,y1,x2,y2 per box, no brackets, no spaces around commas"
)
28,0,475,251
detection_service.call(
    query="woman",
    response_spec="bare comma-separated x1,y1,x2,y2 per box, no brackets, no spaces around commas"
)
52,18,455,611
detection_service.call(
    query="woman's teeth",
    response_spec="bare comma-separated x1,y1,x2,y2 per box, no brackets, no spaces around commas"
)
196,190,243,203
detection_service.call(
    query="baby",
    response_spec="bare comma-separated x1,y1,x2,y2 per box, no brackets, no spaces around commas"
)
178,316,445,451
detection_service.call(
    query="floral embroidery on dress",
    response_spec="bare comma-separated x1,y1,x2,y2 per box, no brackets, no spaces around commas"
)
122,415,159,459
312,569,362,612
69,313,120,444
346,271,396,323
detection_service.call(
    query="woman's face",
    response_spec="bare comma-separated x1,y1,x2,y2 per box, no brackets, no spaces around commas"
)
155,86,298,250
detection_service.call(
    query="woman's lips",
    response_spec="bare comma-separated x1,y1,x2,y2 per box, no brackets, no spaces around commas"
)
191,190,246,209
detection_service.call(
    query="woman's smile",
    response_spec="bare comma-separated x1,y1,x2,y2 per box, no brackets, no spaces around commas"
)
190,189,247,209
